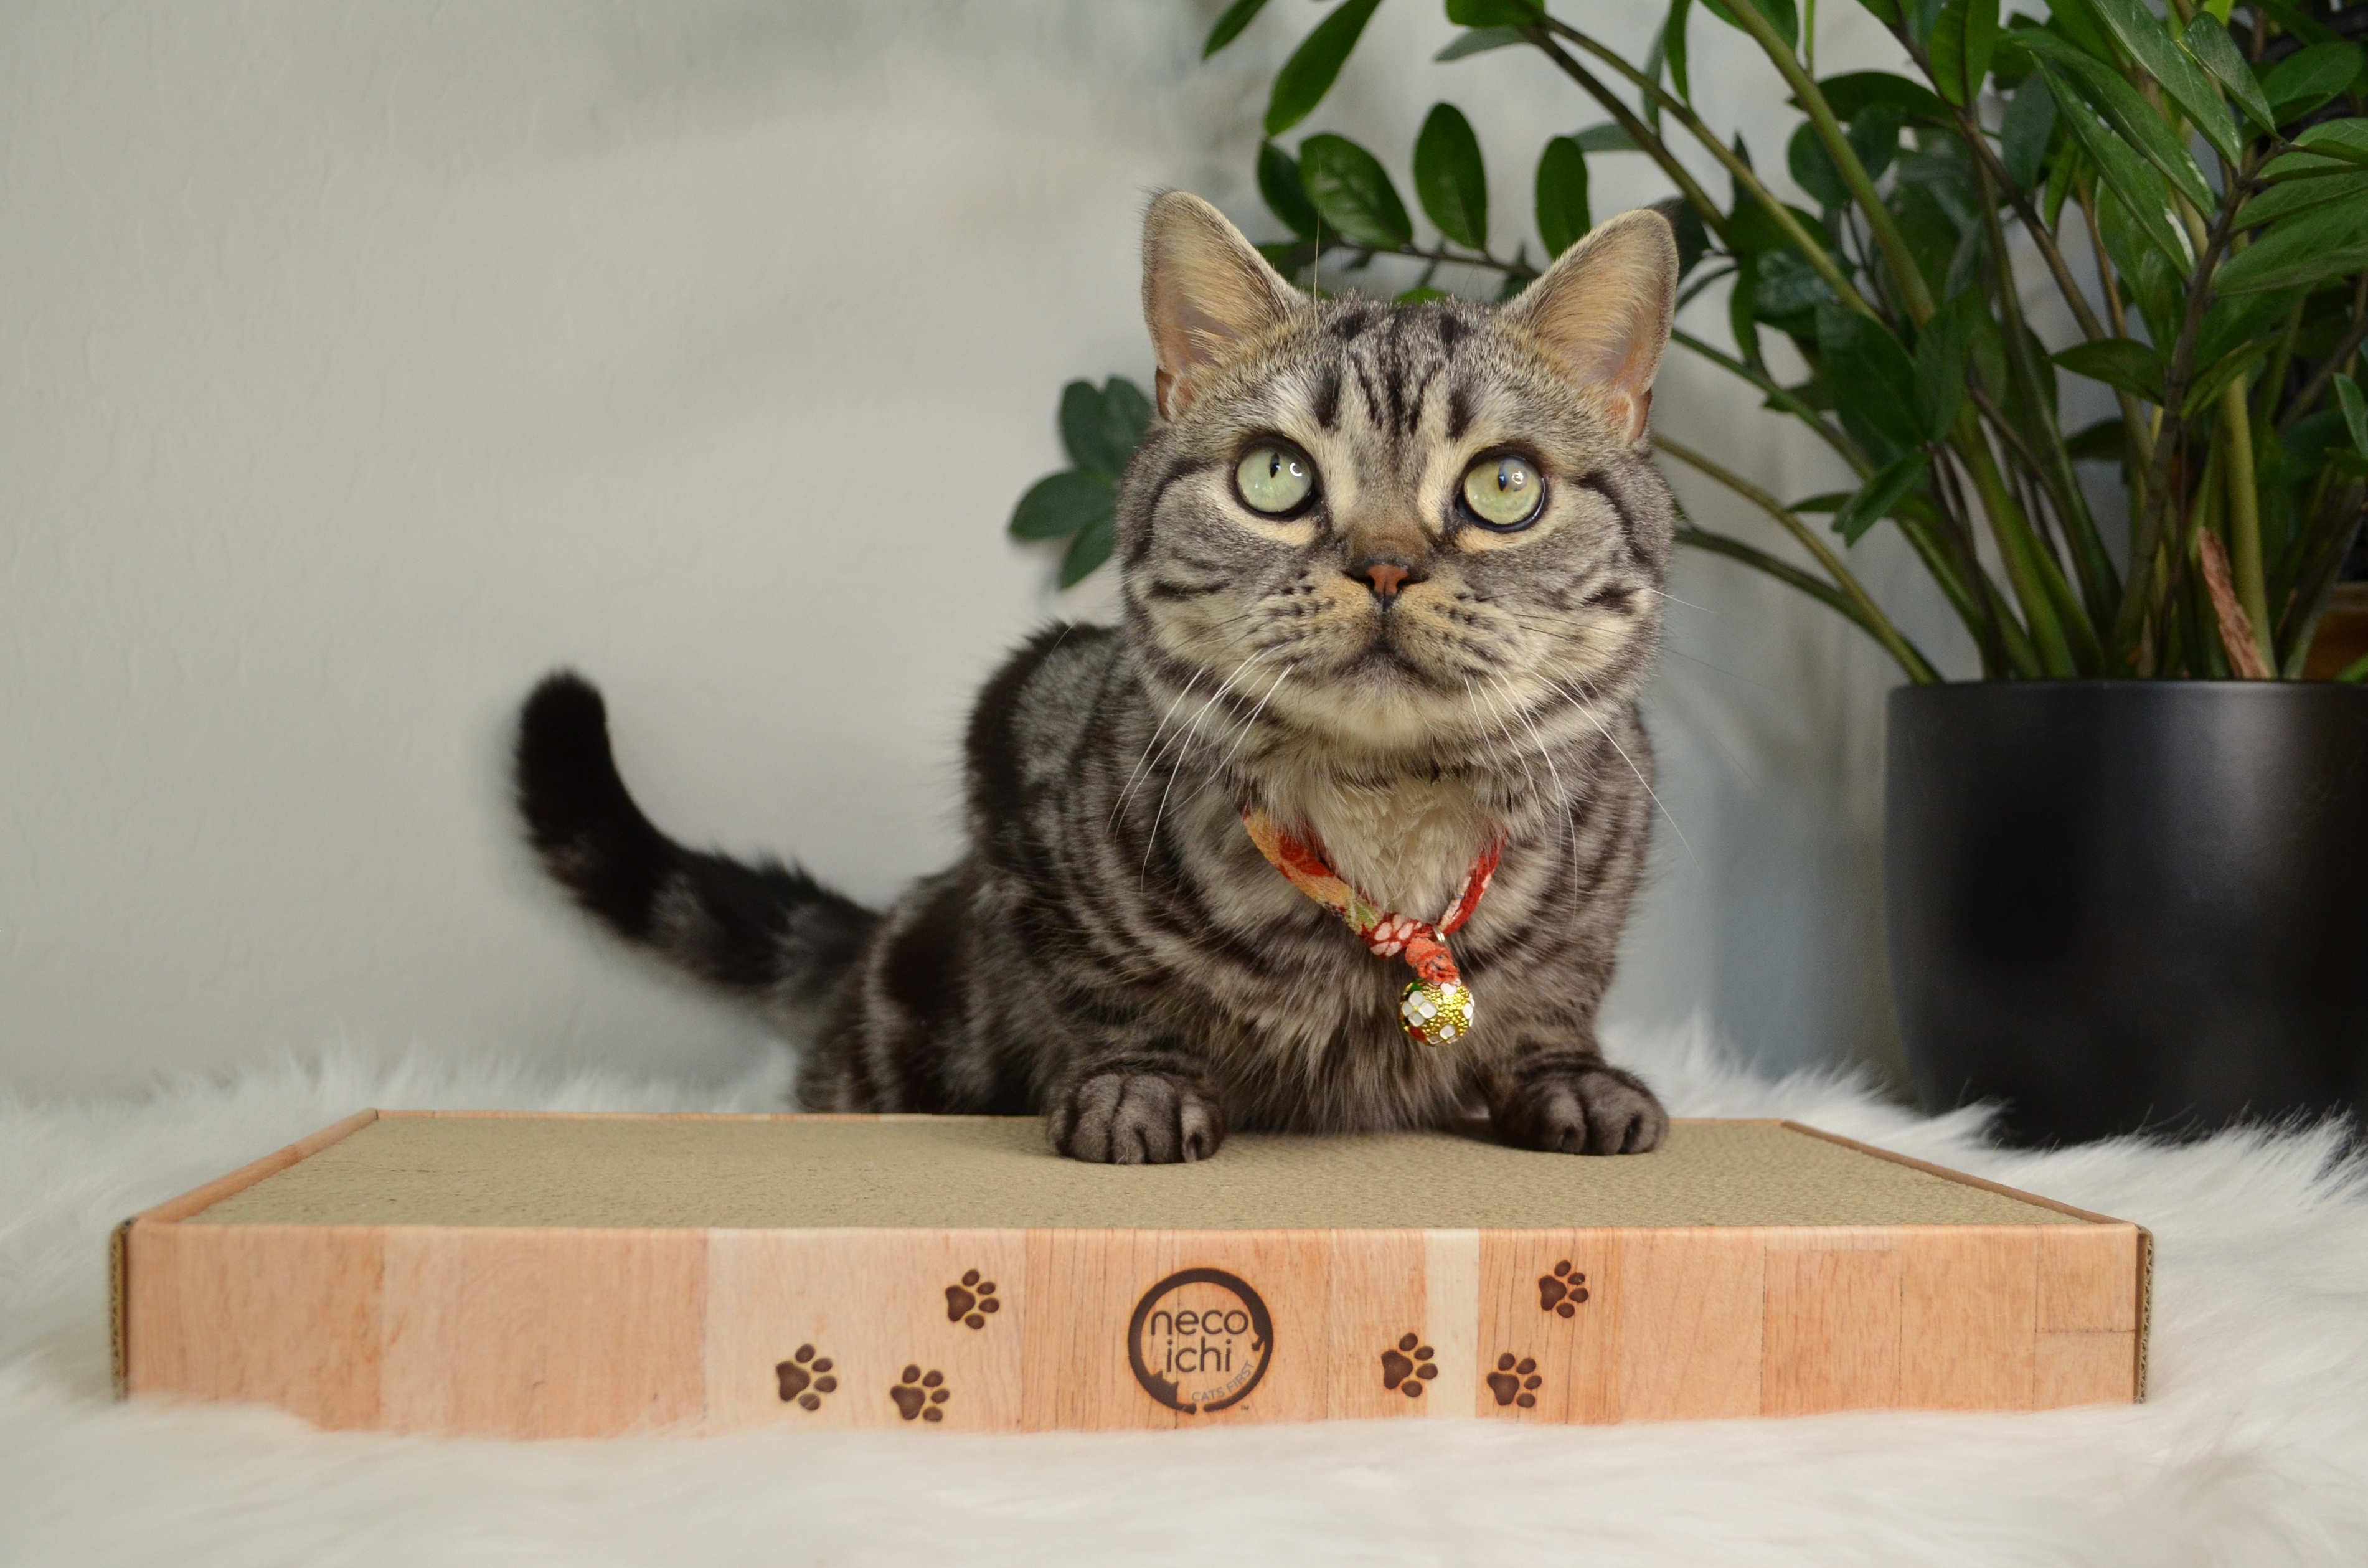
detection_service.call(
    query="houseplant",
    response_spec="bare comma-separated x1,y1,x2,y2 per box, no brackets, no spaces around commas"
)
1012,0,2368,1142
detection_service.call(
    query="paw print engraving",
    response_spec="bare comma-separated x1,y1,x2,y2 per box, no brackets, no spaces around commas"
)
1381,1333,1438,1397
1537,1260,1590,1318
774,1344,838,1412
890,1364,950,1423
945,1268,1001,1329
1487,1353,1542,1409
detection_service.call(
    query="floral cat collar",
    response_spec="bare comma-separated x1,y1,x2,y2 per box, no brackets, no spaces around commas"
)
1241,808,1502,1047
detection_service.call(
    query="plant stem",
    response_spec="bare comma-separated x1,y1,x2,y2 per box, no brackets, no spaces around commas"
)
1951,411,2090,674
1656,433,1943,682
2218,377,2276,671
2076,182,2159,480
1969,157,2122,634
1674,524,1897,646
2278,293,2368,433
1717,0,1935,324
2339,650,2368,683
1669,329,1870,475
2115,183,2250,656
1514,31,1730,248
1529,24,1877,319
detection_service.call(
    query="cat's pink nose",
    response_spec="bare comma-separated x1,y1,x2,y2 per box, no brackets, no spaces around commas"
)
1352,558,1420,600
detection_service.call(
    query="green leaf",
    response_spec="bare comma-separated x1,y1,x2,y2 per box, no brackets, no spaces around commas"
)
2020,34,2213,215
1011,469,1117,541
2052,338,2167,402
2290,120,2368,171
1833,453,1931,544
2194,286,2304,375
2259,149,2365,184
2263,42,2363,123
1850,102,1905,181
1927,0,2001,106
2177,338,2270,417
2086,0,2242,164
1913,293,1979,440
2000,82,2056,190
1655,194,1712,276
1666,0,1694,100
1258,141,1322,240
1535,136,1591,258
1573,121,1642,153
1265,0,1385,138
1702,0,1798,50
2235,170,2368,230
2040,0,2121,63
1726,196,1829,259
1058,511,1116,587
1435,26,1525,60
1730,252,1764,361
1816,302,1925,453
1806,72,1954,126
2064,417,2130,463
1059,380,1110,471
1854,0,1901,25
1300,134,1414,248
1413,103,1489,249
1058,379,1151,474
1788,122,1851,210
2181,14,2275,135
2250,0,2341,47
2040,63,2195,272
2337,376,2368,458
2214,197,2368,294
1203,0,1271,58
1755,250,1836,331
1100,378,1153,460
1395,285,1450,303
1445,0,1544,22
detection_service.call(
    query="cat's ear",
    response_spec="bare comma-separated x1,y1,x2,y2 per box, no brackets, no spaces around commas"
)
1143,192,1303,420
1502,209,1678,446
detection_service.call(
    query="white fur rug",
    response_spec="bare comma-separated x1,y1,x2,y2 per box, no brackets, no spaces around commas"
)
4,1031,2366,1567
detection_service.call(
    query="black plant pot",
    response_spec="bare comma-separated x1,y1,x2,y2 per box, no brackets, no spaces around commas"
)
1886,681,2368,1146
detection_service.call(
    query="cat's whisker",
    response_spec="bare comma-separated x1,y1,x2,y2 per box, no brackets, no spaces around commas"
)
1111,666,1204,828
1137,644,1285,887
1483,666,1588,917
1203,663,1296,796
1571,693,1699,873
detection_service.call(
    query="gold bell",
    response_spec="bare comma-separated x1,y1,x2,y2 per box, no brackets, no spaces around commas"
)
1399,977,1475,1047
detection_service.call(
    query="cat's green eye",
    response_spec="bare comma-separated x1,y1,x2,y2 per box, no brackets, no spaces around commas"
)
1461,454,1544,529
1235,442,1316,516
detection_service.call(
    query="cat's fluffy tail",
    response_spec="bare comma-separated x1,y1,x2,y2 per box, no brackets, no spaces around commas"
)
512,671,879,1024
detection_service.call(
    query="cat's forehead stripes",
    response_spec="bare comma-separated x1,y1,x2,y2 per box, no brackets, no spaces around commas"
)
1293,300,1488,447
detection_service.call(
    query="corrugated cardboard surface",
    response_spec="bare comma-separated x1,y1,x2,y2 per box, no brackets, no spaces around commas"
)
187,1117,2087,1231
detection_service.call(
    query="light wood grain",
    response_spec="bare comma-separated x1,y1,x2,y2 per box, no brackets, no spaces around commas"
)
1618,1228,1765,1422
120,1114,2149,1435
2034,1330,2139,1407
378,1227,705,1437
1899,1228,2039,1410
125,1221,384,1430
704,1228,1026,1432
1322,1231,1432,1420
1763,1244,1902,1415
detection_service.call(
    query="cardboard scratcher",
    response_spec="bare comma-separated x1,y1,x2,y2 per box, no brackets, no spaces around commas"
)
113,1112,2149,1436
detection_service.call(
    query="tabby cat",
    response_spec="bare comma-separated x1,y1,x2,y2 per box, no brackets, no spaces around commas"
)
515,192,1681,1164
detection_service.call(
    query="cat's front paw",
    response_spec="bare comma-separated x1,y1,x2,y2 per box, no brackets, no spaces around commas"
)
1494,1062,1668,1155
1048,1070,1226,1164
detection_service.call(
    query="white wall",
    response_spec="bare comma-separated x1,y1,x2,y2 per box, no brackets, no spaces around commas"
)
1,0,1960,1099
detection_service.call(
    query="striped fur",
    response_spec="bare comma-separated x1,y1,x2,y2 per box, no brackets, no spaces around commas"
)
516,196,1681,1163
